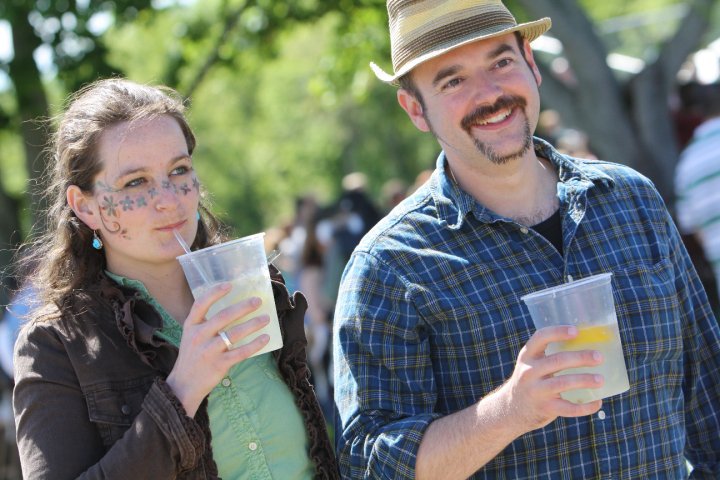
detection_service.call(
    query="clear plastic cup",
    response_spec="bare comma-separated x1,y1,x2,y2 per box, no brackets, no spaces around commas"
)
521,273,629,404
177,233,282,357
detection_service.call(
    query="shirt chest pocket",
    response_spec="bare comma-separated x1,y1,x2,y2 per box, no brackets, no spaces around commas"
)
85,377,154,448
612,258,683,365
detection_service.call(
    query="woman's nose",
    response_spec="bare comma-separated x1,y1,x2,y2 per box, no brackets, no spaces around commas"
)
154,180,181,211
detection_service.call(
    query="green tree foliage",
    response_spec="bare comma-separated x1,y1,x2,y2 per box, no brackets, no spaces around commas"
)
1,0,719,306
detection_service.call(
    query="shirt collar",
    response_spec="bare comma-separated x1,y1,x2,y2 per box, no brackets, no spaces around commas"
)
431,137,615,228
105,270,184,344
106,270,151,295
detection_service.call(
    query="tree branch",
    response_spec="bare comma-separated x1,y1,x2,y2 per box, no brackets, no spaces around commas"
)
181,1,254,99
656,0,714,89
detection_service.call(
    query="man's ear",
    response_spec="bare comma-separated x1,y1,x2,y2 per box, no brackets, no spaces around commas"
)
522,39,542,87
67,185,100,230
397,88,431,133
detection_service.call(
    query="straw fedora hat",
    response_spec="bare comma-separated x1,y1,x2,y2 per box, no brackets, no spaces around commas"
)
371,0,552,84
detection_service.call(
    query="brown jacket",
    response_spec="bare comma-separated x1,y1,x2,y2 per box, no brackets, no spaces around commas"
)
13,267,339,479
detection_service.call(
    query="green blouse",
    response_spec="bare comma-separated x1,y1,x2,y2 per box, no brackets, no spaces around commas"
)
108,273,314,479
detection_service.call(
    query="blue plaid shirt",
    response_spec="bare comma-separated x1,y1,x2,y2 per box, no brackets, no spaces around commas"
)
333,139,720,479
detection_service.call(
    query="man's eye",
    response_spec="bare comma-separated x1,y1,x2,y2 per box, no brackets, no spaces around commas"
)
496,58,513,69
442,78,462,90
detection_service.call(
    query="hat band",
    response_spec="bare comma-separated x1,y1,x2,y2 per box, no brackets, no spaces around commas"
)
392,10,517,73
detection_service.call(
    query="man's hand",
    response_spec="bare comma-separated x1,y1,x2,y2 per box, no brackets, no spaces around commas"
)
416,325,604,480
498,325,604,433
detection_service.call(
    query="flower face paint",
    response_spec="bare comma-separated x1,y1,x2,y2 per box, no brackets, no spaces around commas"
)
89,115,201,275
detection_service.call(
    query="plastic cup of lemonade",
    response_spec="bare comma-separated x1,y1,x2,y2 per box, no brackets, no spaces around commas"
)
521,273,629,404
177,233,282,357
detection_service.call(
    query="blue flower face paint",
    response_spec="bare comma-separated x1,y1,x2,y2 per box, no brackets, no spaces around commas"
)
92,158,201,239
88,115,202,269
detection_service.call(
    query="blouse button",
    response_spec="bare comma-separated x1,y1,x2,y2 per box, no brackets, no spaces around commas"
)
121,404,131,415
248,442,258,451
221,378,231,387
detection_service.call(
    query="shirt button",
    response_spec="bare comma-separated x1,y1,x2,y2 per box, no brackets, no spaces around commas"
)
597,410,606,420
520,227,529,234
221,377,231,387
248,442,258,451
121,404,131,415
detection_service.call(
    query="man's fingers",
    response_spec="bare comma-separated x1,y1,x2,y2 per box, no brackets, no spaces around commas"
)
539,349,603,377
545,372,604,396
521,325,579,359
555,398,603,418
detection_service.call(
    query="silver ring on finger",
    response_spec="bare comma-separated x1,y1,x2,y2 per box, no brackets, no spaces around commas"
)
218,330,233,351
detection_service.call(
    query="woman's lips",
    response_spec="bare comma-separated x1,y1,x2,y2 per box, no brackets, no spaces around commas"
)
156,220,187,231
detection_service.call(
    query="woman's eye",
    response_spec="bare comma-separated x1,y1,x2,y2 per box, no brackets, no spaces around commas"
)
171,165,191,176
124,178,146,188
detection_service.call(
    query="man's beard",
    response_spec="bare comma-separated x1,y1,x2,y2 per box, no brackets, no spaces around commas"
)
424,95,533,165
461,95,532,165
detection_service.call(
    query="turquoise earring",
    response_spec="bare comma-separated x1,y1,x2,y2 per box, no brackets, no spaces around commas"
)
92,231,103,250
196,211,200,221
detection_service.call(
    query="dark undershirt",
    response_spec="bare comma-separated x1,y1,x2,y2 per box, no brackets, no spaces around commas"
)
530,208,563,255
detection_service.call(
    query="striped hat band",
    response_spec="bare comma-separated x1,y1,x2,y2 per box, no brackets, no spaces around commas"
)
371,0,551,84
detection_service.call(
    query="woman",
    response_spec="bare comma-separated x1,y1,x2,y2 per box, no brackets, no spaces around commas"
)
13,78,338,479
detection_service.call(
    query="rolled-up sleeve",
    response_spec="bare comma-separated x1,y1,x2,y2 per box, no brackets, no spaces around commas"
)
334,251,441,479
13,321,207,479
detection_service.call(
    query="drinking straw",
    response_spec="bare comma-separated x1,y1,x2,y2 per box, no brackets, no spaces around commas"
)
173,229,211,285
266,249,281,265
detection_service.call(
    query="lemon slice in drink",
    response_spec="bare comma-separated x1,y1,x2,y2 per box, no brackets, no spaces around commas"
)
564,325,612,349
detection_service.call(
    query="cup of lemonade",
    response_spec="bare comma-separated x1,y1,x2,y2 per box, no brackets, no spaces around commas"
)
177,233,283,357
521,273,630,404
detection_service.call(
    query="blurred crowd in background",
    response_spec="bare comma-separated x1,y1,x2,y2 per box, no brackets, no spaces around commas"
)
254,78,720,420
262,169,431,418
0,78,718,478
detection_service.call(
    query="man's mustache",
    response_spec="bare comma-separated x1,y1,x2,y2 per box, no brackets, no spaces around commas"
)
461,95,527,132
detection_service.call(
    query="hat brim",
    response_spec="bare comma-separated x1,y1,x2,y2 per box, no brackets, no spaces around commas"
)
371,17,551,85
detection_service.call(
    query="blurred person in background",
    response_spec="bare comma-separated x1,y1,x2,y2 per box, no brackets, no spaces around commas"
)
298,208,333,417
675,81,720,312
317,172,381,313
12,78,338,479
380,178,409,214
333,1,720,478
556,128,597,160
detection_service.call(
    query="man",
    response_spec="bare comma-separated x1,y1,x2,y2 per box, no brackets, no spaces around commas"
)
675,82,720,308
333,1,720,479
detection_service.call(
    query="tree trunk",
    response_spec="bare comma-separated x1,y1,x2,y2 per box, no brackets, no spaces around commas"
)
8,5,51,234
629,0,713,204
519,0,716,204
0,190,20,306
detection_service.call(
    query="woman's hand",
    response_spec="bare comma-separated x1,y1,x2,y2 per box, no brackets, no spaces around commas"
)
166,283,270,417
